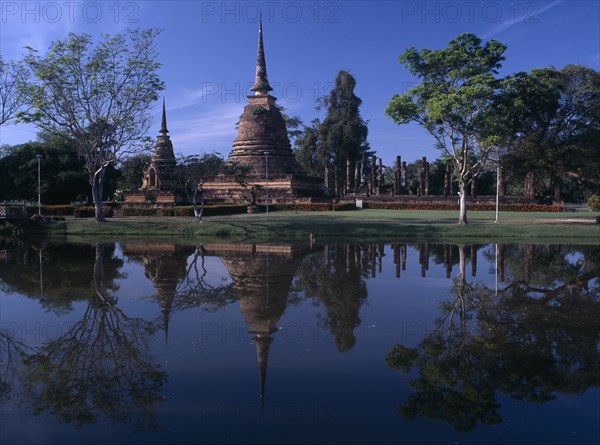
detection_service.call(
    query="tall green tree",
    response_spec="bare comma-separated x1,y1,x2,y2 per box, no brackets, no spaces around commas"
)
317,71,369,196
0,135,92,204
294,121,322,177
385,33,506,224
499,65,600,198
18,30,165,221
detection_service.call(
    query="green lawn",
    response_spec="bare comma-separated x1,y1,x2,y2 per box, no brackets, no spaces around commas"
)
22,208,600,243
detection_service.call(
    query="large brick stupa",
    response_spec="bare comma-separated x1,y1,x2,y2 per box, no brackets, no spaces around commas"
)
203,18,325,203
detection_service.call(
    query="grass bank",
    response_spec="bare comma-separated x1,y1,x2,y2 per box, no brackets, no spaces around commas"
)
21,208,600,244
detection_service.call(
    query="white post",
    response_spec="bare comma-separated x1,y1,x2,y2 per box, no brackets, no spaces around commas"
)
495,164,500,223
495,243,498,297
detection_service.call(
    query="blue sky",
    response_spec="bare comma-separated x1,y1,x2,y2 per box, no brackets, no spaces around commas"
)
1,0,598,165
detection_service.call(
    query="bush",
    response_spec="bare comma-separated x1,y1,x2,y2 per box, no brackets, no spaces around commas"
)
159,205,248,217
333,202,357,211
73,206,114,218
588,195,600,212
121,207,156,217
203,205,248,216
363,201,563,212
46,205,76,216
269,203,332,212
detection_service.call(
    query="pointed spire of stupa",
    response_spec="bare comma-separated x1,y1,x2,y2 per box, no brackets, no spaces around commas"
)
254,333,273,406
251,14,273,96
162,305,170,345
159,97,168,134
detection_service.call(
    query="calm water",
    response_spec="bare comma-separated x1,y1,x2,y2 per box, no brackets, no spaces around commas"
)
0,240,598,445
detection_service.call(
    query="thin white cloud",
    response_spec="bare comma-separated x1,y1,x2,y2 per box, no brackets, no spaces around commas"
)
482,0,563,39
166,102,241,155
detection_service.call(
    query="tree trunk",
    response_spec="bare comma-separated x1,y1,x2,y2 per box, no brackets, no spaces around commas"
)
91,168,106,222
192,189,205,221
458,185,468,225
93,243,110,305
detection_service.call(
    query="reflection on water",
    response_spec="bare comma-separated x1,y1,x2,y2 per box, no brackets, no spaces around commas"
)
386,244,600,432
0,240,598,444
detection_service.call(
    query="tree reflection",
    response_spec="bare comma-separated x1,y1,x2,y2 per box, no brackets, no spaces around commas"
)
385,244,600,431
20,244,167,430
172,245,237,312
0,242,124,314
121,243,238,341
294,244,369,352
0,329,28,403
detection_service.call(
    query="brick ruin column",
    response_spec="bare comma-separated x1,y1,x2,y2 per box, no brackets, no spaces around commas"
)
377,158,383,195
524,171,535,199
424,158,430,196
444,162,451,197
417,158,427,197
394,156,401,195
401,161,407,195
361,155,366,187
371,156,377,195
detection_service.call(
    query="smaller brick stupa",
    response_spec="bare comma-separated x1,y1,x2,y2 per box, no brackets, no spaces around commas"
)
203,18,325,203
124,98,184,206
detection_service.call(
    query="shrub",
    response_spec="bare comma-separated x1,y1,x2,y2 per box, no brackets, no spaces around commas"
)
45,205,76,216
333,202,357,211
158,205,249,217
588,195,600,212
363,201,563,212
203,205,247,216
121,207,156,217
73,206,114,218
269,203,332,212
